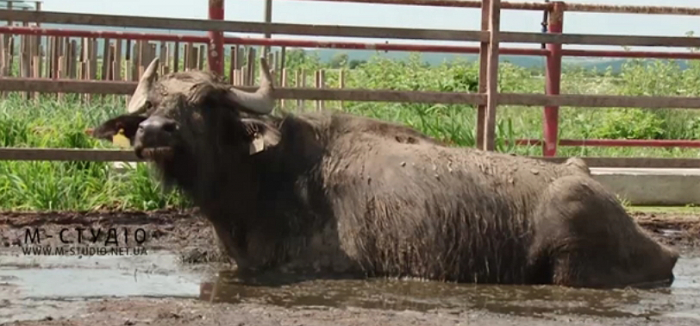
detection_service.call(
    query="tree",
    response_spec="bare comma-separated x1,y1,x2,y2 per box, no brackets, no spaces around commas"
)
329,53,349,68
349,59,366,69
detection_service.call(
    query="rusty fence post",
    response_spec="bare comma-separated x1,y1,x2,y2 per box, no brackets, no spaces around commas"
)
475,0,490,150
482,0,501,151
263,0,272,57
208,0,225,76
543,1,564,156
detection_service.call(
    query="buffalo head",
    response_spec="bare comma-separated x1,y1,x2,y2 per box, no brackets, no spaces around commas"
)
91,56,282,165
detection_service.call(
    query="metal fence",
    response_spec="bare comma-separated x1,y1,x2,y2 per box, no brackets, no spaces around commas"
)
1,0,700,168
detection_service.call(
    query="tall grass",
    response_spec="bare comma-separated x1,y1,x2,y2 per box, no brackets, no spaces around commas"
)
1,51,700,211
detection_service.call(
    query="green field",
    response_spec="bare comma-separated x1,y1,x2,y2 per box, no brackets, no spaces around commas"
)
1,51,700,211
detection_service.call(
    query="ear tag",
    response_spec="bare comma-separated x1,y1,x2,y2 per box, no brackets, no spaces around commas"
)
249,136,265,155
112,129,131,149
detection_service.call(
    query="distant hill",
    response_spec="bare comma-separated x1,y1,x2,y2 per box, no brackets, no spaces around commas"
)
573,58,689,73
299,48,691,73
305,48,545,68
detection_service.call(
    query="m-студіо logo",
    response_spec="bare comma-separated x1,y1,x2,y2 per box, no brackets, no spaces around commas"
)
19,227,149,256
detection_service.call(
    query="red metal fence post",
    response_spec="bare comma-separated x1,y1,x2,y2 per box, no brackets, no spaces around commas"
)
543,1,563,156
208,0,225,76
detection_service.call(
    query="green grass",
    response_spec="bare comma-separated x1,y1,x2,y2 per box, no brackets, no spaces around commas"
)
627,206,700,214
2,51,700,211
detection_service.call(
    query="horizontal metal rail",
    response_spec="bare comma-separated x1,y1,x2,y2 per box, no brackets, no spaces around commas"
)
0,9,487,42
222,35,546,54
562,49,700,60
3,10,700,48
0,148,139,162
4,78,700,109
515,139,700,148
2,148,700,168
0,26,700,63
278,0,551,10
276,0,552,10
563,3,700,16
4,26,700,61
0,26,547,56
0,26,210,42
498,93,700,109
0,78,488,104
499,31,700,47
278,0,700,16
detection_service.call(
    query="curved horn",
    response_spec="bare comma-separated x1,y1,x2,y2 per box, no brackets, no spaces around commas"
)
226,56,275,115
127,58,160,114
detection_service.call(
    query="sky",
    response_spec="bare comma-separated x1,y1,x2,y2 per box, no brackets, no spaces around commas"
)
30,0,700,52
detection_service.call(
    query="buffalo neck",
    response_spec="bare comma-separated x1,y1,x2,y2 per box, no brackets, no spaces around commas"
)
170,114,334,270
250,114,334,237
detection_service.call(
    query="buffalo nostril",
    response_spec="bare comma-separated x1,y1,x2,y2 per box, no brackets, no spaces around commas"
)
162,121,178,133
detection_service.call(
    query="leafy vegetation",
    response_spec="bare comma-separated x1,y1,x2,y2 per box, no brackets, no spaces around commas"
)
1,49,700,211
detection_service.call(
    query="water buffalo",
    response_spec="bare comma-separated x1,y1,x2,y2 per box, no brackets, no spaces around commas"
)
92,57,678,289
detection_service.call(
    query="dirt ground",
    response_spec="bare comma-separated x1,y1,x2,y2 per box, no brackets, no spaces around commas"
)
6,297,700,326
1,208,700,326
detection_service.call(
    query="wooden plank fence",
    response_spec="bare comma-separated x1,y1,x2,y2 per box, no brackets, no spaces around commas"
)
0,32,354,111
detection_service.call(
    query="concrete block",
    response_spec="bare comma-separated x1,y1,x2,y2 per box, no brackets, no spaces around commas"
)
105,163,700,206
591,168,700,206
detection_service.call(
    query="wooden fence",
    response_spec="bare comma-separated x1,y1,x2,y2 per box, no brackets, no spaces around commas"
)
0,33,345,111
2,0,700,168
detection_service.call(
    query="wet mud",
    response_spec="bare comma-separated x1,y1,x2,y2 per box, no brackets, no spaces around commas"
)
1,209,700,326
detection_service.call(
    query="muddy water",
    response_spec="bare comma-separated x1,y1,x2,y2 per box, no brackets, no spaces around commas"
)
0,250,211,323
202,251,700,320
2,249,700,324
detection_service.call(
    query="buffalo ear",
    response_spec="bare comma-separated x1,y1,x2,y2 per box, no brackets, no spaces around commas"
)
91,114,147,144
240,118,281,155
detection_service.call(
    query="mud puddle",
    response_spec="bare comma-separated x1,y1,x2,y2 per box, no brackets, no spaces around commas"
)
3,250,700,323
2,207,700,324
201,251,700,320
0,250,215,324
